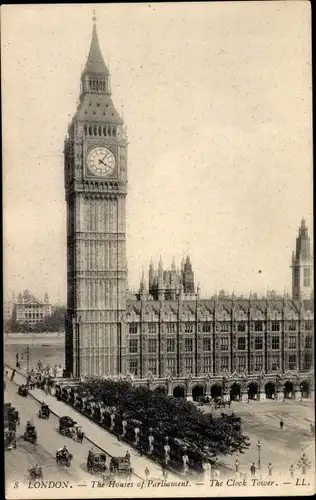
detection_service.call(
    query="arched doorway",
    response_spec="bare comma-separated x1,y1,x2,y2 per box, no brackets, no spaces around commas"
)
153,386,167,395
211,384,222,399
248,382,258,400
265,382,276,399
284,381,294,399
192,385,204,402
173,386,185,398
300,381,309,399
230,383,241,401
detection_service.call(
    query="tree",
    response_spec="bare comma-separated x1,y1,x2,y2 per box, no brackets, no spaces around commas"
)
81,378,250,458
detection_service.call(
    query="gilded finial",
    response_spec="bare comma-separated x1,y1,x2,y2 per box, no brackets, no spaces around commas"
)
92,9,97,24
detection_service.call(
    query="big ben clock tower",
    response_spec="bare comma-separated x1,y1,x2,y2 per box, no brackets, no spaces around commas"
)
64,15,127,377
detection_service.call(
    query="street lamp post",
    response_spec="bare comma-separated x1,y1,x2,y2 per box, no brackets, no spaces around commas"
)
257,440,261,470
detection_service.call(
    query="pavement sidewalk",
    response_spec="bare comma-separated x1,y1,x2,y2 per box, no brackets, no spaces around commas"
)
5,365,179,481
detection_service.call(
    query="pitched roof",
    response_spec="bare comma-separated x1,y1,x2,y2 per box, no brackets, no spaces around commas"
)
83,22,109,76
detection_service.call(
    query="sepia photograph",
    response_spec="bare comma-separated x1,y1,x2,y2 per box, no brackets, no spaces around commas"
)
2,1,314,498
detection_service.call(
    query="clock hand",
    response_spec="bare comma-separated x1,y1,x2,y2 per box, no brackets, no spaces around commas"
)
98,159,108,166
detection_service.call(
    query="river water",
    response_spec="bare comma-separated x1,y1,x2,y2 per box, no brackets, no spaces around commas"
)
4,333,65,371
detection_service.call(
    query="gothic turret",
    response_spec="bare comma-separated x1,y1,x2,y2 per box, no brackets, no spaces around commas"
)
291,219,313,300
149,259,154,288
183,255,195,294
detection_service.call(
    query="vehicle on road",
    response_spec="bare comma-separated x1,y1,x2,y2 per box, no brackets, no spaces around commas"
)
24,423,37,444
38,403,50,420
4,429,16,451
18,385,29,397
109,455,133,477
59,415,77,438
5,404,20,428
197,396,211,405
213,397,231,409
87,450,107,473
28,465,43,480
56,447,73,467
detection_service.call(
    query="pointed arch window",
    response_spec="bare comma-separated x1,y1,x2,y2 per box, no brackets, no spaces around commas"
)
84,124,87,136
113,126,117,137
108,126,112,137
94,125,97,136
103,126,107,136
98,125,102,136
89,126,92,136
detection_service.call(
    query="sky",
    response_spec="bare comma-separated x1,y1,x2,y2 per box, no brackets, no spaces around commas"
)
2,2,313,304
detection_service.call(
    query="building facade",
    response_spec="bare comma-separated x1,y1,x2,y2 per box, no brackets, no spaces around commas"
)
125,219,313,400
64,17,128,378
13,290,52,325
65,19,314,401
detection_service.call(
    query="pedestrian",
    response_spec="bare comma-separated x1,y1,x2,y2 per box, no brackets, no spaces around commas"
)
145,466,150,480
280,419,284,430
289,464,295,479
268,463,273,476
235,458,240,473
162,462,168,479
250,463,256,478
214,468,220,480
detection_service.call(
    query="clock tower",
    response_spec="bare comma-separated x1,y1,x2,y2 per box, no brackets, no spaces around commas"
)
64,16,127,377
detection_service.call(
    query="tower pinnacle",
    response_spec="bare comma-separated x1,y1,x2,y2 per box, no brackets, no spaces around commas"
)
83,17,109,76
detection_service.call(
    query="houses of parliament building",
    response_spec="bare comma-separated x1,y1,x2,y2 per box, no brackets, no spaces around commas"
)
64,17,314,401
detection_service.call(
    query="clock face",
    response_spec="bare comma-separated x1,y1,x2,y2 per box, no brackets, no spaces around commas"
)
86,146,116,177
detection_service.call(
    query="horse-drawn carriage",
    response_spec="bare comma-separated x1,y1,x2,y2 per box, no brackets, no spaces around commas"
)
56,447,73,467
38,403,50,420
59,416,76,437
28,465,43,480
5,404,20,432
24,423,37,444
109,454,133,477
87,450,107,473
213,397,231,409
197,396,212,406
59,416,84,442
18,385,29,397
4,429,16,450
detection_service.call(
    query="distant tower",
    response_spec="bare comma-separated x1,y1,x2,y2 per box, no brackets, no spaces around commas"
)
148,259,154,288
44,292,49,304
291,219,313,300
183,255,195,294
139,268,146,299
158,256,164,300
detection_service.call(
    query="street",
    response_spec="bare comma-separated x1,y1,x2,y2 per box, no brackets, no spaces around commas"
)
4,368,181,483
200,399,315,476
5,378,100,485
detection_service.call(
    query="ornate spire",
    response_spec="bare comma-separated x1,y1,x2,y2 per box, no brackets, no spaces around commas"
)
171,256,176,272
83,14,109,76
139,267,146,295
158,256,163,276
